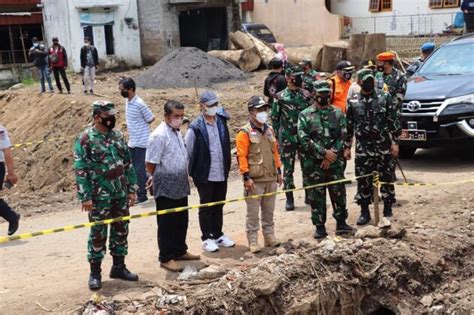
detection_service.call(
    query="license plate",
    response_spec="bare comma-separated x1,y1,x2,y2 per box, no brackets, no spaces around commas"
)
401,129,427,141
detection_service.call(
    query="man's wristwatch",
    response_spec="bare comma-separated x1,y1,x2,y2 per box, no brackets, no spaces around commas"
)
243,172,251,181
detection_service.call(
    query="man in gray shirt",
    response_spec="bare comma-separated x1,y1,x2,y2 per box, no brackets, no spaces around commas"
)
185,91,234,253
146,100,200,272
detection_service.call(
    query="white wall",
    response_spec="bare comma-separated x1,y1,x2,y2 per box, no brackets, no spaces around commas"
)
331,0,461,35
42,0,142,72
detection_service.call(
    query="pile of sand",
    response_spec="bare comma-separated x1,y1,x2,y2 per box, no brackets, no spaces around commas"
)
135,47,246,89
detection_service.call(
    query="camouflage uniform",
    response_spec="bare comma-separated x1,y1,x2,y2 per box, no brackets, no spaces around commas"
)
298,86,347,226
271,86,311,191
345,70,401,207
74,102,137,263
302,69,318,91
375,67,407,108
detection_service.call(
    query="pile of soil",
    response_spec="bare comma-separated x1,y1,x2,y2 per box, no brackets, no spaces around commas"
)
79,222,473,314
134,47,246,89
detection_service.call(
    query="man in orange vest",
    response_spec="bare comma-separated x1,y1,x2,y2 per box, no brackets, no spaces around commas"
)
330,61,355,113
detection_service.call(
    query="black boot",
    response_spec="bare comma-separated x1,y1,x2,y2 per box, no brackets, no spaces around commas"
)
285,192,295,211
314,225,328,239
89,262,102,291
110,256,139,281
356,204,371,226
304,190,311,205
383,202,393,218
8,212,20,236
336,220,355,235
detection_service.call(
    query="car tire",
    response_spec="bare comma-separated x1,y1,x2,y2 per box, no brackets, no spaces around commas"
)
399,146,417,159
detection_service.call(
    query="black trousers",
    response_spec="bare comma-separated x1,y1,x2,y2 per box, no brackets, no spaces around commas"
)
195,181,227,241
52,67,70,92
155,196,188,263
0,162,16,223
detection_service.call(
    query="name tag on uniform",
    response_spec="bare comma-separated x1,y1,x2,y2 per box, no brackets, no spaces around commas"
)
324,128,329,137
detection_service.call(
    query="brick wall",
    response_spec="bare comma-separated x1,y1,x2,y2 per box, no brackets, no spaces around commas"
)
387,35,458,59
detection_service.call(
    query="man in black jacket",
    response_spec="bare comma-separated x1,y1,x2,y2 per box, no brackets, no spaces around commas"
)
462,0,474,32
80,37,99,95
29,37,54,93
184,91,235,253
264,58,287,105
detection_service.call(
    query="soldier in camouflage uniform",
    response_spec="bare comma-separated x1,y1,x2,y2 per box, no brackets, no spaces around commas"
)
375,52,407,108
298,80,354,239
74,100,139,290
344,69,401,225
271,66,311,210
298,59,319,92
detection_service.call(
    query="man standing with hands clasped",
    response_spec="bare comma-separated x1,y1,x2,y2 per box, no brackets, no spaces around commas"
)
236,96,283,253
185,91,235,253
74,101,139,291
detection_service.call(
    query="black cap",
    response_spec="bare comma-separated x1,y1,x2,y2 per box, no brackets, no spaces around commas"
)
247,96,269,110
52,36,59,42
336,60,355,71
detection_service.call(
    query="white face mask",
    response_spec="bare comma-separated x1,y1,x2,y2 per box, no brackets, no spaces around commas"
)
205,106,220,117
256,111,268,124
169,118,183,129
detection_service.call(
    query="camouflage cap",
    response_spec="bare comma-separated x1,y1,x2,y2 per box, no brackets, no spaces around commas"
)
92,100,116,116
313,80,331,93
285,65,304,76
357,69,374,82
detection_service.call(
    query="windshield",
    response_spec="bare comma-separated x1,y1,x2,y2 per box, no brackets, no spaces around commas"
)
418,43,474,76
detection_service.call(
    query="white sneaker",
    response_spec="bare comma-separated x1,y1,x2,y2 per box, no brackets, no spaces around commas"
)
216,235,235,248
202,239,219,252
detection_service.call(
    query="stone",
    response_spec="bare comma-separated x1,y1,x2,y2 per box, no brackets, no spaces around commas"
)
253,276,282,296
448,280,460,293
243,252,254,260
141,290,157,300
414,223,424,229
420,295,433,307
289,295,318,312
355,225,381,239
197,265,226,280
177,265,198,281
126,305,137,313
320,239,336,252
112,294,129,302
274,247,287,255
433,293,444,303
354,239,364,248
8,83,24,90
429,305,445,313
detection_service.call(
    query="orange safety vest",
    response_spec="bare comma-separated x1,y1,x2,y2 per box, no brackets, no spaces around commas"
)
330,75,352,113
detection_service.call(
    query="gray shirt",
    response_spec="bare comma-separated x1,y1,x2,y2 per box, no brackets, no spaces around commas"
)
185,117,225,182
0,124,11,163
145,122,190,199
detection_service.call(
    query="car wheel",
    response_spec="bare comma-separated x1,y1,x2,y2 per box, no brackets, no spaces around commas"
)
399,146,417,159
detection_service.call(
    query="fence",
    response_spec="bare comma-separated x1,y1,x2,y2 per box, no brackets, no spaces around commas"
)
344,12,460,37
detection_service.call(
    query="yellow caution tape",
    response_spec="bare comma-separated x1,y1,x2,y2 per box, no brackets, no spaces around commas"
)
0,174,369,244
380,178,474,187
13,136,72,149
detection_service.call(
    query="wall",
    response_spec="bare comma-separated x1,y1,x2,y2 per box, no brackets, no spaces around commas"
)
249,0,341,47
42,0,142,72
0,64,33,89
330,0,461,35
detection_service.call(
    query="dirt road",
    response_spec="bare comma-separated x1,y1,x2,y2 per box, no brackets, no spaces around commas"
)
1,146,473,313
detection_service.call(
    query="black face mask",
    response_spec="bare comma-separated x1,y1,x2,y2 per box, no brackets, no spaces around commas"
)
316,94,330,106
377,66,384,72
343,72,353,81
101,116,116,130
120,90,129,98
361,78,375,93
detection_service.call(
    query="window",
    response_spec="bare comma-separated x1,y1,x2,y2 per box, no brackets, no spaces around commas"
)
429,0,459,8
369,0,380,12
381,0,392,11
104,24,114,55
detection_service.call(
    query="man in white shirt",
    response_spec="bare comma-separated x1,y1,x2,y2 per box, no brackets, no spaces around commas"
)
120,78,155,204
0,124,20,235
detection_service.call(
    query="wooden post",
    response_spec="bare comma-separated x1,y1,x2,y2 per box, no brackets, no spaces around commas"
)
372,171,380,226
19,25,28,63
8,25,16,64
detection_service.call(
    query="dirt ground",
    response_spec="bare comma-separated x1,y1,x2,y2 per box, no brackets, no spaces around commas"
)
0,69,473,314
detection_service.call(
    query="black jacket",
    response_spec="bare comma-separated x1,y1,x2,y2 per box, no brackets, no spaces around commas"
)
29,46,48,67
80,45,99,68
462,0,474,11
264,71,287,103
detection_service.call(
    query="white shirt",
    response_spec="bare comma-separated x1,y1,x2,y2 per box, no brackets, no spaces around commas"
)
0,124,11,162
125,95,154,148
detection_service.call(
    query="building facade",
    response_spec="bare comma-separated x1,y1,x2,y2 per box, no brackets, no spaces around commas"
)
41,0,142,72
330,0,463,35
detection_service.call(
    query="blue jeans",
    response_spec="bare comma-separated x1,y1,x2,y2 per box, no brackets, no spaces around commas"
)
129,147,148,201
38,65,53,93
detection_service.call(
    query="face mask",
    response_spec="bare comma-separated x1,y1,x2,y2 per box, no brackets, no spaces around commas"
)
343,72,353,81
316,94,330,106
361,78,375,93
292,76,303,87
120,90,129,98
377,66,384,72
256,111,268,124
100,116,116,131
205,106,219,117
53,42,59,46
33,43,39,47
85,42,90,47
170,118,183,129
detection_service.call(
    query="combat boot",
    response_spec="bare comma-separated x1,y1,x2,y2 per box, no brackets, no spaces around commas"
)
89,262,102,290
356,204,371,225
314,225,328,239
263,234,281,247
336,220,355,235
285,192,295,211
383,202,393,218
110,256,139,281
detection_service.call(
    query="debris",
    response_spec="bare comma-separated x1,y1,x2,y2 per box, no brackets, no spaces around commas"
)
355,225,381,239
320,239,336,252
8,83,24,90
197,265,227,280
135,47,245,89
35,301,51,312
177,265,198,281
156,295,186,308
420,295,433,307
